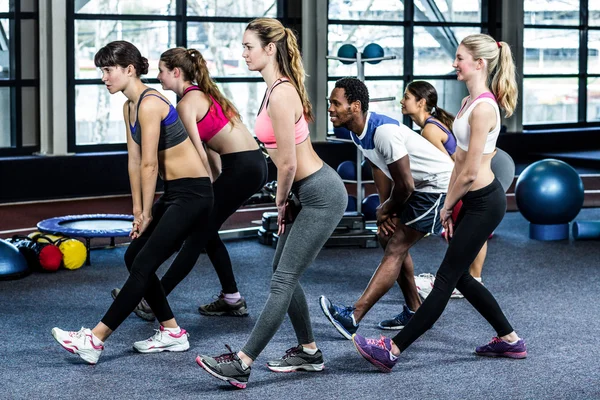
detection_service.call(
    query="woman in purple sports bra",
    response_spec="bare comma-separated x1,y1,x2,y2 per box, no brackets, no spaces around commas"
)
196,17,347,389
401,80,457,160
51,41,213,364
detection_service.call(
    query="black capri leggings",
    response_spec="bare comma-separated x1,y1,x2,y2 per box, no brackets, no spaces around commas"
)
101,177,213,330
160,149,268,296
393,178,514,352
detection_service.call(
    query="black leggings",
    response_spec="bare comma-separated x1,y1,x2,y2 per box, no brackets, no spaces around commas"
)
392,179,514,352
161,149,267,295
101,177,213,330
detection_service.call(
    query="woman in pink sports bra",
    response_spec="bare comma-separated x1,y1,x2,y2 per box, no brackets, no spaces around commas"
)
145,47,268,319
196,18,347,389
351,34,527,372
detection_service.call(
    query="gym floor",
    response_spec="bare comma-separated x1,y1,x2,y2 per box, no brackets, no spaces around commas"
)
1,207,599,399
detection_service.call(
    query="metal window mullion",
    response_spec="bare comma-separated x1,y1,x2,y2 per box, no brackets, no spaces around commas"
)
403,0,414,128
10,0,22,149
579,0,588,123
67,0,76,153
177,0,186,47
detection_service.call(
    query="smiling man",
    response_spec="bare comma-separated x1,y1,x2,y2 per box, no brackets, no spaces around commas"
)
319,77,454,338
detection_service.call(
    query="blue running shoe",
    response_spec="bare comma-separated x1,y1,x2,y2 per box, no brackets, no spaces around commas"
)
377,304,414,330
319,295,358,340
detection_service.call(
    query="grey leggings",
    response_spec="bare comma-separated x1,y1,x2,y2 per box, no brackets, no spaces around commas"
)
241,164,347,360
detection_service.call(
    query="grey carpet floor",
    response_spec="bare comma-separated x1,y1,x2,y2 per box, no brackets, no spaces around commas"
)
1,209,600,399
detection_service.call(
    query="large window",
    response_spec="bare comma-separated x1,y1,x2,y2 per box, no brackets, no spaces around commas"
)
0,0,38,156
70,0,277,152
327,0,486,131
523,0,598,127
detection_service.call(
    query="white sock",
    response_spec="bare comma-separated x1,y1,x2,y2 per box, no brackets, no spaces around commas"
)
162,326,181,334
389,352,398,361
302,346,318,355
508,338,520,345
351,313,358,327
474,277,482,283
223,292,242,304
239,358,250,370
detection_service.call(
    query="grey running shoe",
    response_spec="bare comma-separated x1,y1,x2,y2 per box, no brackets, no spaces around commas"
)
266,345,325,372
111,288,155,322
196,345,250,389
198,293,249,317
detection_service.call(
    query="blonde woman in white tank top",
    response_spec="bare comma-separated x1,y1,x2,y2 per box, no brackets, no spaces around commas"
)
350,34,527,370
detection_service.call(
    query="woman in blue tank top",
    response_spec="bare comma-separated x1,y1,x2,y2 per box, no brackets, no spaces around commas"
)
401,81,457,160
51,41,214,365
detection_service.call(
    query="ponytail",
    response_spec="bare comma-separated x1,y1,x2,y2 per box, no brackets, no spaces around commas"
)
432,107,455,131
160,47,241,122
186,48,241,122
246,18,314,122
282,28,313,122
491,42,518,118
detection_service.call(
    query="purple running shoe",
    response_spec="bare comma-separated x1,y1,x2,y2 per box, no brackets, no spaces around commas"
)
352,333,398,372
475,337,527,359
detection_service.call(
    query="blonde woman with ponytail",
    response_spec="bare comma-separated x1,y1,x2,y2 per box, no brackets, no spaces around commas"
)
197,18,346,389
126,47,269,321
352,34,526,372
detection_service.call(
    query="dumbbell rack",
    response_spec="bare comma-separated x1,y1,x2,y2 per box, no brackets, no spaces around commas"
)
326,136,373,213
326,46,396,215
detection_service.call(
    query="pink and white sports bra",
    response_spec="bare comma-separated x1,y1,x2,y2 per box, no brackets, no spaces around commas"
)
452,92,501,154
254,78,310,149
182,85,229,142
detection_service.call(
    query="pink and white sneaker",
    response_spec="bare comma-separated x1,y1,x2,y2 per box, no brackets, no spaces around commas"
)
133,326,190,353
51,327,104,364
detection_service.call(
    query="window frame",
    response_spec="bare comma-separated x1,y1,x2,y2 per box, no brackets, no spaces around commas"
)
523,0,600,130
327,0,489,129
67,0,285,153
0,1,38,157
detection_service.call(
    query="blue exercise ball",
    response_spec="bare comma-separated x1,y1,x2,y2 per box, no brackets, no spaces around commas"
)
515,159,584,225
333,126,352,140
337,44,358,64
337,161,357,180
363,43,384,64
362,194,380,221
347,195,357,212
0,239,30,280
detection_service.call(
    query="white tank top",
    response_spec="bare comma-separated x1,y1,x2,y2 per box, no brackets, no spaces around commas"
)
452,92,500,154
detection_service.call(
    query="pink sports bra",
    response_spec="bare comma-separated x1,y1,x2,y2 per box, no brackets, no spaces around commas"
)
254,78,310,149
182,85,229,142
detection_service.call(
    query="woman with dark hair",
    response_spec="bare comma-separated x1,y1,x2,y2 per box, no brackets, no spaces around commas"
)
196,18,347,389
401,80,457,160
51,40,213,364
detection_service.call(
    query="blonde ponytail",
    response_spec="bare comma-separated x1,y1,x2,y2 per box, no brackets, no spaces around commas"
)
491,42,518,118
246,18,314,122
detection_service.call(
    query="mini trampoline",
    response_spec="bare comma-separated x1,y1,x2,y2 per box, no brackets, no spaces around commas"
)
37,214,133,265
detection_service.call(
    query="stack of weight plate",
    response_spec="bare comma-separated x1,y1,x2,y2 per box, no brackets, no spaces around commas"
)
259,211,378,249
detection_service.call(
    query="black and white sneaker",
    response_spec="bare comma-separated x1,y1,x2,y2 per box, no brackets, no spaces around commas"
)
266,345,325,372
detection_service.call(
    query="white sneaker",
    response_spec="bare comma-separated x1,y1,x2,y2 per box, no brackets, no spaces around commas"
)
133,326,190,353
51,327,104,364
414,273,436,300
